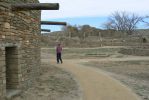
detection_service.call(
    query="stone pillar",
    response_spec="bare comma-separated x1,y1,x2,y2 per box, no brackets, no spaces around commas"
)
0,47,6,100
0,0,11,99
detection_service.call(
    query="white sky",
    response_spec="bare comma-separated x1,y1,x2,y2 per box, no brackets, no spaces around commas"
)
39,0,149,20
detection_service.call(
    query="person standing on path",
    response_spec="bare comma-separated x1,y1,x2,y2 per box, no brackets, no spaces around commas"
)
56,43,63,64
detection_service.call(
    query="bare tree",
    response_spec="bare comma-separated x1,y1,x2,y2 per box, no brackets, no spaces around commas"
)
103,11,142,34
61,25,79,38
141,16,149,27
79,25,100,39
62,24,102,39
102,22,113,30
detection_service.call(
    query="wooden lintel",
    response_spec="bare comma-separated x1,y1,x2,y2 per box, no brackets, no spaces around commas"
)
41,21,67,26
11,3,59,11
41,29,51,32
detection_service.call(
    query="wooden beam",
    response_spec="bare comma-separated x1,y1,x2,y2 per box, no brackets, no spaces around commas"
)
41,29,51,32
11,3,59,11
41,21,67,26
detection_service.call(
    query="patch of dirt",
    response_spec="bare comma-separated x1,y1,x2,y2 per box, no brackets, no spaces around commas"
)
12,63,81,100
83,60,149,100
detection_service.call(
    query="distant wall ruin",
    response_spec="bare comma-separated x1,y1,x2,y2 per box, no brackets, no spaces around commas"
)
119,47,149,56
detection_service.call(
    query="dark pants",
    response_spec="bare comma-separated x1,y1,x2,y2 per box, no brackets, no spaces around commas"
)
57,53,62,63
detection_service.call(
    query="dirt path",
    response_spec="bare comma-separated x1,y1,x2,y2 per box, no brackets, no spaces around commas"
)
79,56,149,62
47,59,141,100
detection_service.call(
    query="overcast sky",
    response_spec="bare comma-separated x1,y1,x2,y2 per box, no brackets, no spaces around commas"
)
39,0,148,19
39,0,149,31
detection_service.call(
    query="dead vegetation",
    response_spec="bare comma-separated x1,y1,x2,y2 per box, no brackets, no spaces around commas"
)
83,60,149,100
12,63,81,100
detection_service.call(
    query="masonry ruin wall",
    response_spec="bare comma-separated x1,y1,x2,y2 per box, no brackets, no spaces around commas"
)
0,0,41,99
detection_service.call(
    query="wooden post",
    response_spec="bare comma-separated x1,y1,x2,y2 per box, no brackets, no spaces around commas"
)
11,3,59,11
41,21,67,26
99,32,103,47
41,29,51,32
69,32,71,38
84,32,86,40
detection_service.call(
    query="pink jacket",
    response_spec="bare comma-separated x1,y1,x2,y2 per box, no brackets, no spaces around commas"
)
56,46,62,53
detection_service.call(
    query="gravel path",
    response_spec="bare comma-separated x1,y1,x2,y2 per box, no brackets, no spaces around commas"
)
48,59,141,100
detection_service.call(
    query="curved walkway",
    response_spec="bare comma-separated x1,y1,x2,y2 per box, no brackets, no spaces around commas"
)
49,59,141,100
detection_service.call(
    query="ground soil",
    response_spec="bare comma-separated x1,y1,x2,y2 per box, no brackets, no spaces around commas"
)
49,59,140,100
83,60,149,100
12,63,81,100
12,47,149,100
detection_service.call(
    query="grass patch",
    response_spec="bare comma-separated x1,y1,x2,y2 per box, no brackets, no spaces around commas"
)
42,47,121,59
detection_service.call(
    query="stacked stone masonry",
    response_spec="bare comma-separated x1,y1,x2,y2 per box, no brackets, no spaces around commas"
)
0,0,41,99
119,47,149,56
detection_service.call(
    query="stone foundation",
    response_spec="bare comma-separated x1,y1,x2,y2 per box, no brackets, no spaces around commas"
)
119,47,149,56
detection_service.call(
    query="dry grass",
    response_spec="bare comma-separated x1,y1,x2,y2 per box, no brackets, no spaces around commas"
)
12,63,80,100
83,60,149,100
42,47,149,100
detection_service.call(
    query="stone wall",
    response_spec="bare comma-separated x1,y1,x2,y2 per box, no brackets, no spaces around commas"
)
0,0,41,99
119,47,149,56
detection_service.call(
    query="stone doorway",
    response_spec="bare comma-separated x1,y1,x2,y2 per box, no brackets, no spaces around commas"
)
5,47,21,98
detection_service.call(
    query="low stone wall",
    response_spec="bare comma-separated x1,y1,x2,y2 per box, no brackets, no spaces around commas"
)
119,48,149,56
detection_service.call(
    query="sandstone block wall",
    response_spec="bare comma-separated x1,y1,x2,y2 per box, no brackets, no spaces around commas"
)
0,0,41,99
119,47,149,56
